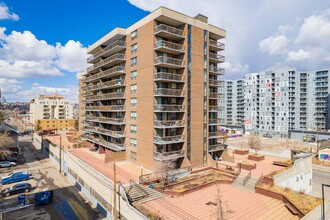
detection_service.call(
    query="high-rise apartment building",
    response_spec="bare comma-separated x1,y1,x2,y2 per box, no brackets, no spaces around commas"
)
227,66,330,137
30,94,74,130
81,7,226,170
218,80,244,126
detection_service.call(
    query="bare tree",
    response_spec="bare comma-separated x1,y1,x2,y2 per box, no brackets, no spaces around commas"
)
0,132,15,159
157,159,176,186
248,133,262,155
34,120,42,133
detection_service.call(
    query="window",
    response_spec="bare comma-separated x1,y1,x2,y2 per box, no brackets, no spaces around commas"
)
130,111,137,120
131,70,137,80
130,125,137,133
130,98,137,107
130,151,137,161
131,57,137,67
131,43,138,54
131,84,137,93
131,30,138,40
130,138,137,147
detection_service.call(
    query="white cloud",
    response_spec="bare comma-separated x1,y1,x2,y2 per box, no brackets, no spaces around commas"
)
259,35,289,55
1,81,78,103
0,2,19,21
287,49,311,61
0,27,88,78
221,61,249,79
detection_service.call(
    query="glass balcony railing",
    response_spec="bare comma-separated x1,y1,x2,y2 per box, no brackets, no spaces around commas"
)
154,72,184,82
154,24,184,38
154,135,185,144
85,79,125,91
209,66,225,75
154,56,184,67
154,88,185,97
87,40,126,62
209,119,222,124
87,53,125,72
209,53,225,62
85,105,125,111
81,135,125,151
209,131,223,138
84,66,125,82
209,39,225,50
86,116,125,124
154,104,185,112
153,150,184,161
86,92,125,101
154,120,184,128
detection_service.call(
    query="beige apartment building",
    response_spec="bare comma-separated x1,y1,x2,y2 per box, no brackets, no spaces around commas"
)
81,7,226,170
30,94,74,130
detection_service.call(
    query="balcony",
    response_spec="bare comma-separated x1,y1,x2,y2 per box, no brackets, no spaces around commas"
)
86,92,125,101
154,88,185,97
154,135,185,144
84,66,125,83
86,116,125,125
154,24,185,40
85,79,125,91
88,40,126,63
209,79,224,87
87,53,125,73
209,66,225,75
153,150,184,161
81,135,125,151
154,105,185,112
209,119,222,125
209,106,225,112
209,53,225,63
85,105,125,112
154,56,185,68
209,131,223,139
209,92,223,99
154,72,184,82
208,143,227,152
85,126,125,138
154,40,185,55
154,120,185,128
209,39,225,51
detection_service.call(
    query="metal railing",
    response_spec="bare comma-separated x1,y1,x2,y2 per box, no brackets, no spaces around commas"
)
154,56,184,66
87,53,125,72
209,53,225,62
154,72,184,81
209,119,221,124
154,135,184,144
209,39,225,50
243,171,251,186
154,120,184,127
85,79,125,91
85,66,125,82
154,24,184,37
209,132,223,137
88,40,126,62
154,104,185,112
81,135,125,151
86,116,125,124
153,150,184,160
154,40,184,52
85,105,125,111
209,66,225,74
154,88,184,96
86,92,125,101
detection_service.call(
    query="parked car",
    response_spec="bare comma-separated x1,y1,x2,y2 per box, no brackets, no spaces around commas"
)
263,133,272,138
303,135,316,142
2,157,18,163
0,161,16,168
10,151,18,157
1,183,32,197
1,171,30,185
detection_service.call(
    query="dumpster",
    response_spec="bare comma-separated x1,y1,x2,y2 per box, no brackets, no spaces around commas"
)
34,191,54,206
18,194,26,205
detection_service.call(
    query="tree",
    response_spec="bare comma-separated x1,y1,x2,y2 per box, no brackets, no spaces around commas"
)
74,120,79,131
34,120,42,133
157,158,176,186
248,133,262,155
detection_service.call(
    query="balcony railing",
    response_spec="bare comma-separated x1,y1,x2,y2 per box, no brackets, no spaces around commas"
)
209,131,223,138
209,39,225,50
154,72,184,82
209,105,225,111
154,40,185,53
209,66,225,75
154,24,184,38
154,120,185,128
154,56,184,67
87,53,125,72
154,88,185,97
81,135,125,151
209,144,227,152
86,92,125,101
154,105,185,112
209,53,225,62
85,66,125,82
86,116,125,124
85,105,125,111
153,150,185,161
209,79,224,87
87,40,126,62
85,126,125,138
154,135,185,144
85,79,125,91
209,92,223,99
209,119,222,124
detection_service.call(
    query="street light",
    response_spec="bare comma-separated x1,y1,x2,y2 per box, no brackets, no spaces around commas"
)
322,184,330,220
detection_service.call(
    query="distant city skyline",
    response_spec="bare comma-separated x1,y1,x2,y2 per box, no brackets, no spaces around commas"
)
0,0,329,103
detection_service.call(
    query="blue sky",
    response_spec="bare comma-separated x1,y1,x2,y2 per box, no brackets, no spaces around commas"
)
1,0,330,103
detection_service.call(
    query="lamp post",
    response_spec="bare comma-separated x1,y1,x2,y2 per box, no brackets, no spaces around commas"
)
322,184,330,220
239,160,242,173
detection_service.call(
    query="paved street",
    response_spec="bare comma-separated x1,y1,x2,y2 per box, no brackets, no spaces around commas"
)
0,135,104,220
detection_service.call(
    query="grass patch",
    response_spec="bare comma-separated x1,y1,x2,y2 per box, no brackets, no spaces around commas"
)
134,204,160,220
258,183,321,215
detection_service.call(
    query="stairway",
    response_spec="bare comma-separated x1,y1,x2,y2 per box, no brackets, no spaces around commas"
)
232,173,257,192
125,183,164,205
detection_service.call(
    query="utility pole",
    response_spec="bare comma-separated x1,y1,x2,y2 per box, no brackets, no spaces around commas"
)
59,136,62,173
113,162,117,220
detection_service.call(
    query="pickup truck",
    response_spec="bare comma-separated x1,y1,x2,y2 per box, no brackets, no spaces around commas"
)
1,171,30,185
